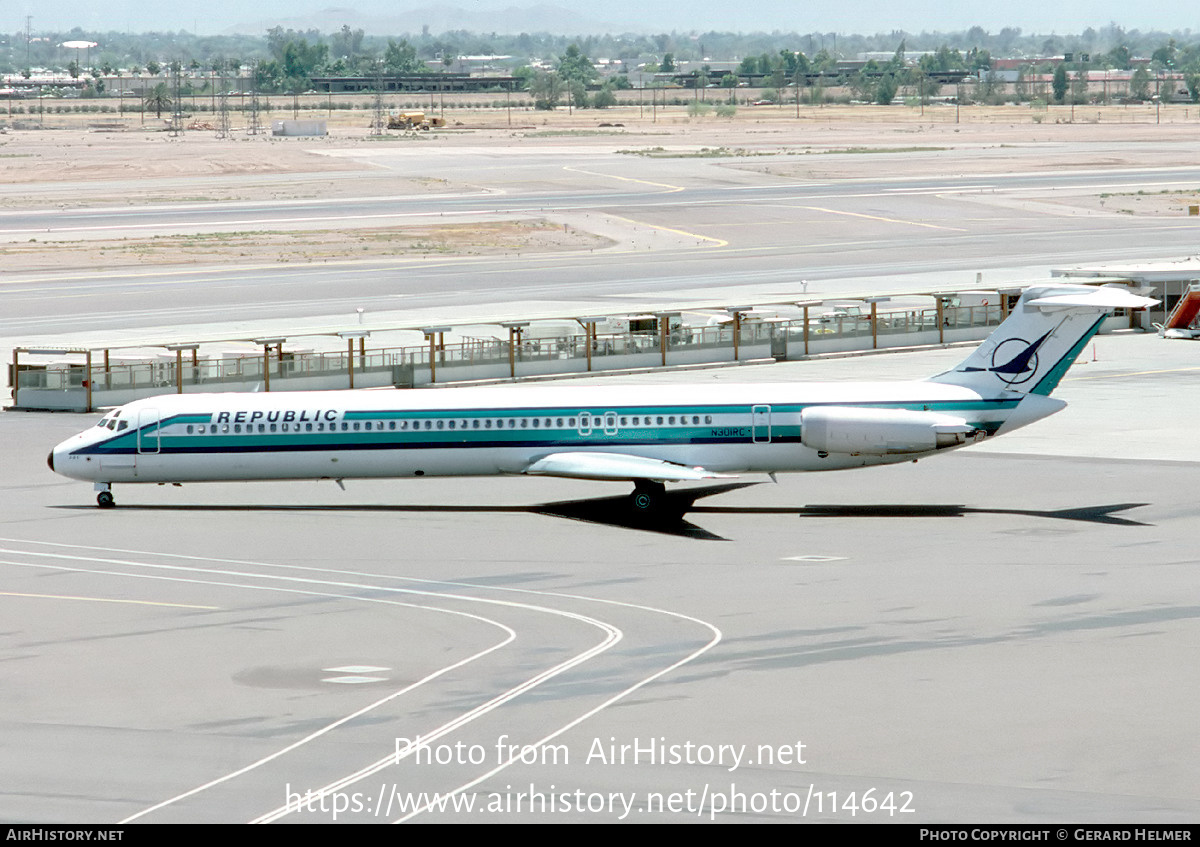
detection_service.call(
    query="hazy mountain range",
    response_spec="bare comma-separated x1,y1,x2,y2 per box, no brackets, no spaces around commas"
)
223,5,635,37
14,0,1200,38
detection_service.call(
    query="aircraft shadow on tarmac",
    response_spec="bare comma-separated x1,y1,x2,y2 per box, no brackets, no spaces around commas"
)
61,484,1151,541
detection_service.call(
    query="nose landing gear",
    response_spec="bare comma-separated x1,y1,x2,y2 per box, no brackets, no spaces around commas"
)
95,483,115,509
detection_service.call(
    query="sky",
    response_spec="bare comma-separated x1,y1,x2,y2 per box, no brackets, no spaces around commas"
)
7,0,1197,38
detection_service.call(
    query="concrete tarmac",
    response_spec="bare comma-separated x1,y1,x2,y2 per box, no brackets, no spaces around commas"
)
2,331,1197,822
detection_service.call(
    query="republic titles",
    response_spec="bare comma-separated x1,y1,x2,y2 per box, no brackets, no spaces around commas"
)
214,409,342,424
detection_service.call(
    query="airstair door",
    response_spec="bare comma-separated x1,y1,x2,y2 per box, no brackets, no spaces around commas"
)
752,405,772,444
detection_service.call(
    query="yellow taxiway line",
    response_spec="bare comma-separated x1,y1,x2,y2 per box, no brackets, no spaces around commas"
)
797,204,968,232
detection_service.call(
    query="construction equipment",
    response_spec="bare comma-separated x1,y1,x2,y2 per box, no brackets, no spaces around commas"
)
386,111,446,130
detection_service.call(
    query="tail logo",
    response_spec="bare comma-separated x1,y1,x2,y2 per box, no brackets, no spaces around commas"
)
961,330,1053,386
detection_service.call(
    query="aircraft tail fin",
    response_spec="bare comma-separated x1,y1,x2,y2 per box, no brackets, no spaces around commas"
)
928,284,1157,396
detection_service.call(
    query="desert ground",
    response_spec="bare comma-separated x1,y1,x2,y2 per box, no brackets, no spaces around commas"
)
2,97,1199,271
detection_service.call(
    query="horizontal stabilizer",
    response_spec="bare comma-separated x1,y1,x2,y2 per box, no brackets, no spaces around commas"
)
523,451,735,482
1027,287,1159,311
930,284,1158,397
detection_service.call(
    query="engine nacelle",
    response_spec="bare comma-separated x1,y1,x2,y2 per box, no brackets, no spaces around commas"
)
800,406,983,456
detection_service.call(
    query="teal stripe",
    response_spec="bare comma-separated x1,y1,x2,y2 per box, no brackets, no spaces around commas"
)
1030,316,1105,396
82,399,1017,455
346,400,1017,419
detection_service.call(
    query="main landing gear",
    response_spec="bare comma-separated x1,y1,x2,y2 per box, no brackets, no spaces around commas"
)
95,483,115,509
627,480,684,522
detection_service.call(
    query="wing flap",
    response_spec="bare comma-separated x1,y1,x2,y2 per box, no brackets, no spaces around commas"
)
523,451,735,482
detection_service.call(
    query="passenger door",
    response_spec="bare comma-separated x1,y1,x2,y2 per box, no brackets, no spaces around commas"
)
751,405,771,443
137,408,161,454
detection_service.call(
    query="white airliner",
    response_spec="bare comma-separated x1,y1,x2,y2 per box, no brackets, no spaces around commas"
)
48,284,1155,517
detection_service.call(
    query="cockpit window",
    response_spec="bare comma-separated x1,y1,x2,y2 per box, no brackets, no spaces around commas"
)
117,421,128,431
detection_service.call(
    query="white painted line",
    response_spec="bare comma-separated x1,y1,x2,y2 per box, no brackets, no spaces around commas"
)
321,676,389,684
0,538,622,824
324,665,390,674
782,555,848,562
0,537,720,827
390,584,723,823
883,185,995,193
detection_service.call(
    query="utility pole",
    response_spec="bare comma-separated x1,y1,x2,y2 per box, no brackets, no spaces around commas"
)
371,60,385,136
247,62,261,135
169,63,183,136
217,74,230,139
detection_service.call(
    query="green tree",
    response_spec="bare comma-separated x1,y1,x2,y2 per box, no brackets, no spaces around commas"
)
1187,73,1200,103
1052,63,1069,103
909,67,940,104
530,70,563,109
1070,70,1088,105
849,63,878,100
383,39,423,74
567,78,587,109
920,45,965,73
1151,40,1177,69
1105,45,1131,70
810,49,836,74
721,72,738,104
143,82,172,118
979,70,1004,104
557,44,597,84
875,72,898,105
331,25,364,60
281,38,327,81
966,47,992,71
1014,69,1030,102
591,82,616,109
1129,67,1151,100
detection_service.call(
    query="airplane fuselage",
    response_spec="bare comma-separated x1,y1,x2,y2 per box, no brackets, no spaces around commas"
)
49,379,1019,486
47,283,1158,514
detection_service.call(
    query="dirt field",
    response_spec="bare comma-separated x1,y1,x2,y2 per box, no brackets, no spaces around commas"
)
2,100,1198,272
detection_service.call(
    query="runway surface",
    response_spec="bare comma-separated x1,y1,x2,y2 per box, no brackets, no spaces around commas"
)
3,130,1199,822
4,335,1198,822
3,143,1200,344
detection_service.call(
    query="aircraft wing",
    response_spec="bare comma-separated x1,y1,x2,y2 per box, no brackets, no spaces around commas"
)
522,451,736,482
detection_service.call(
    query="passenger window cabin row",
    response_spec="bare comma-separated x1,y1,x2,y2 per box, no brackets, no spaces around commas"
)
183,413,716,435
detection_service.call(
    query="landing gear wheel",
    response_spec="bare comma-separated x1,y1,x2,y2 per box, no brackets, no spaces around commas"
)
97,491,115,509
627,480,683,522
